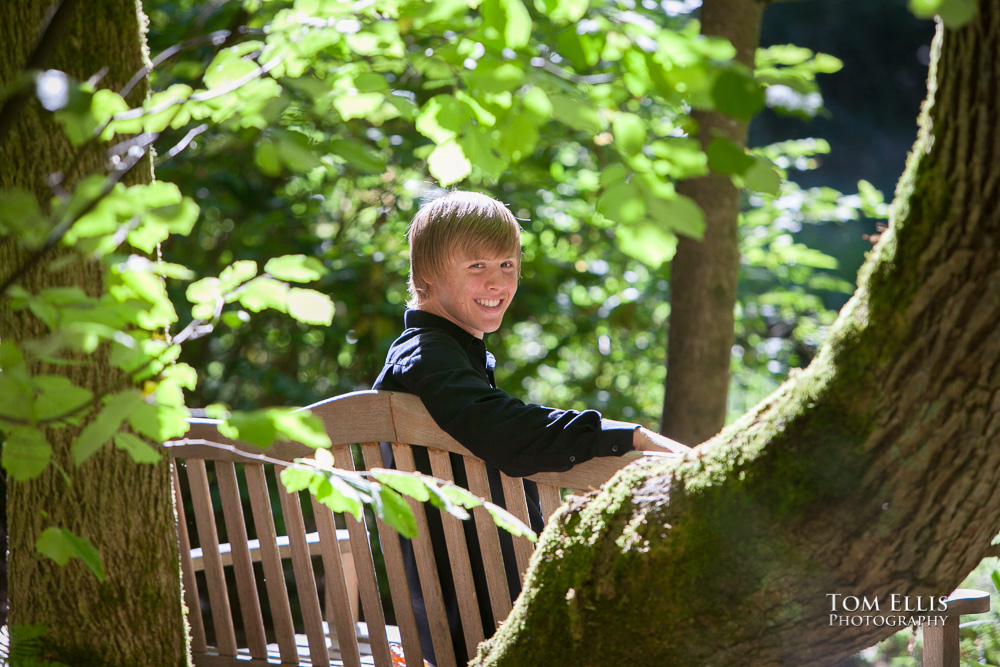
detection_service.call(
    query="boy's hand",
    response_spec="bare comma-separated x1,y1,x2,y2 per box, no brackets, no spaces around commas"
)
632,427,692,455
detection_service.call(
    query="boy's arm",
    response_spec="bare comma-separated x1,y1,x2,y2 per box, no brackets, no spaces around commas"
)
393,334,636,477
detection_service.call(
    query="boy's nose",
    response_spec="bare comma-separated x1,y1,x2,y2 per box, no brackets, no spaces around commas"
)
484,269,503,289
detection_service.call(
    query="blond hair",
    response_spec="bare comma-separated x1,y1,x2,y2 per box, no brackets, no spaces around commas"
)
407,191,521,307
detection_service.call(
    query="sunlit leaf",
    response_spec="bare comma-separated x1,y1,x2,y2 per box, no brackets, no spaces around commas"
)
265,255,327,282
428,141,472,186
612,112,646,157
237,276,289,313
484,501,536,542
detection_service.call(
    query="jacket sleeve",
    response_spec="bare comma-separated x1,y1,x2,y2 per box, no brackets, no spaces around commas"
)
393,333,636,477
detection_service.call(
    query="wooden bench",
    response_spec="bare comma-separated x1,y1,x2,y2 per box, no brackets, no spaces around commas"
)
166,390,642,667
167,390,991,666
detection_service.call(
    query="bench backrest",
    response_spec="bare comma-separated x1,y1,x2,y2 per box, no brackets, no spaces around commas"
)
166,390,639,667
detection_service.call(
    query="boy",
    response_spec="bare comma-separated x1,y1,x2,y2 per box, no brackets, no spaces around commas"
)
373,190,686,665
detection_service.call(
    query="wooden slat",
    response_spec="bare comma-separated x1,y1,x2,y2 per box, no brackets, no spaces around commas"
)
335,444,394,667
359,443,424,667
187,460,238,656
310,496,362,667
427,448,485,659
391,443,456,667
464,457,512,626
244,464,298,664
499,473,534,584
173,464,206,653
275,476,330,667
215,462,267,659
537,483,563,522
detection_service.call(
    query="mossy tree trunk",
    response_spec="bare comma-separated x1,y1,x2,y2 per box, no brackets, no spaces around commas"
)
477,5,1000,665
661,0,766,445
0,1,188,665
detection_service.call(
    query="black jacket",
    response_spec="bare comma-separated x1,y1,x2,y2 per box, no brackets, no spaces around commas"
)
372,309,636,664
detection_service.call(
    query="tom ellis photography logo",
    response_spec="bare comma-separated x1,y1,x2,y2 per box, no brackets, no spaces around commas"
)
827,594,949,628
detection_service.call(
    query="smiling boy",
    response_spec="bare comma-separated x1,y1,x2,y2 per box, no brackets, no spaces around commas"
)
373,190,685,665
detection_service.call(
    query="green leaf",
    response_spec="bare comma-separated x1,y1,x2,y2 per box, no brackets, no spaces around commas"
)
281,465,317,493
113,431,162,464
534,0,589,22
597,182,645,224
371,468,431,502
237,276,289,313
612,112,646,157
287,288,335,325
219,260,258,292
1,427,53,480
742,156,782,195
71,390,145,466
550,94,603,133
264,255,327,282
416,95,469,144
33,375,93,422
309,472,365,520
223,409,279,447
428,141,472,186
273,410,332,449
374,484,418,538
36,527,106,581
706,136,755,175
0,189,47,247
711,69,765,122
909,0,976,26
129,401,189,440
614,221,677,268
520,87,553,120
333,92,384,120
484,501,536,541
499,0,532,48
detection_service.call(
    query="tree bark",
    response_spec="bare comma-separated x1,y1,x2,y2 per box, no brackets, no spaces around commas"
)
477,4,1000,665
0,1,188,665
661,0,765,445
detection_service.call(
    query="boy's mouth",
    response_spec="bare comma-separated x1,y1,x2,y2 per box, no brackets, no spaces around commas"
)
475,298,502,308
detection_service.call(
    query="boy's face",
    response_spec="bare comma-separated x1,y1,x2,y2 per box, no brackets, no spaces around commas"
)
421,249,519,338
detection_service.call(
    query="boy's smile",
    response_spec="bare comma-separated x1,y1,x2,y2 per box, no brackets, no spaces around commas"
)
420,251,519,338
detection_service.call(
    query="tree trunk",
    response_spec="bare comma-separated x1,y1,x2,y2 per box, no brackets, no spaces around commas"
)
661,0,765,445
0,1,188,665
477,5,1000,665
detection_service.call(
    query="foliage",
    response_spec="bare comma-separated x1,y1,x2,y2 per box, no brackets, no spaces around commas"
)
1,0,869,577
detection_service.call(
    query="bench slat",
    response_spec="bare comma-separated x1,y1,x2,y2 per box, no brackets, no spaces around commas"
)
335,444,394,667
216,462,268,659
392,443,457,667
188,460,238,656
537,484,563,522
464,458,512,627
499,474,533,586
310,496,362,667
359,442,425,667
174,465,207,653
428,448,485,659
245,464,298,663
276,473,330,667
